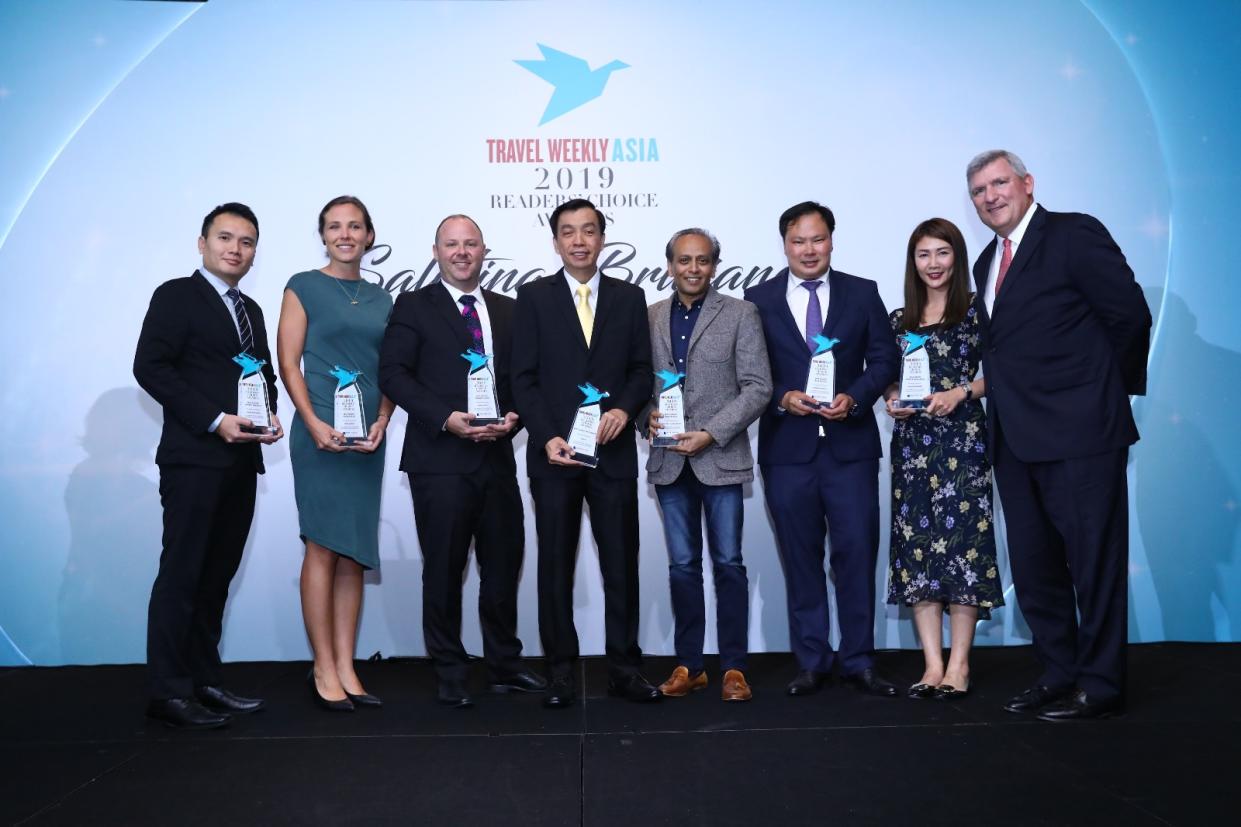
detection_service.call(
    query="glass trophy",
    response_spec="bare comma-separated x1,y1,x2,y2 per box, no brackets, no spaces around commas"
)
652,369,686,448
329,366,369,444
896,331,932,410
565,382,608,468
461,350,502,426
232,352,276,434
804,334,839,408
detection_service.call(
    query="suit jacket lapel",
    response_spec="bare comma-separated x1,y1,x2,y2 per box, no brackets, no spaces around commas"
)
589,274,615,354
191,270,243,349
552,269,590,351
822,270,844,342
431,282,474,351
973,240,997,327
998,205,1046,301
686,290,724,356
770,269,807,351
650,297,673,368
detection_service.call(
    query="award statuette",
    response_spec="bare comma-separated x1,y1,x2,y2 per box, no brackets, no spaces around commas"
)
565,382,609,468
329,365,369,445
461,350,502,426
652,369,686,448
896,331,932,410
233,352,276,434
804,334,839,408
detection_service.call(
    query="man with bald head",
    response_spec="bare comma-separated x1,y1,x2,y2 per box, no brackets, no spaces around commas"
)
379,214,545,707
966,150,1150,720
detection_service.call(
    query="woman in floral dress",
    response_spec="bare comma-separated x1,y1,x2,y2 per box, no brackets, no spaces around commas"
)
884,217,1003,700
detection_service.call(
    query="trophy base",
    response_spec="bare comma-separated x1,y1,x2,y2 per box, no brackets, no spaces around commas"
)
574,453,600,468
468,416,503,426
652,436,680,448
240,424,278,435
895,399,928,410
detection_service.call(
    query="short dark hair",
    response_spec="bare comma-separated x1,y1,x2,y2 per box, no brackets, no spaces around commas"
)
550,198,607,236
665,228,721,264
318,195,376,251
778,201,835,239
201,202,259,241
901,217,972,332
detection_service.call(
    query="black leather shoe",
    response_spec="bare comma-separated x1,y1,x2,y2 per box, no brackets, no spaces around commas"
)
195,685,265,715
490,669,549,694
786,670,829,696
146,698,229,730
542,677,576,709
907,683,936,699
607,673,662,703
307,673,354,712
842,668,898,697
1036,689,1124,722
933,684,970,701
437,680,474,708
345,691,383,708
1003,684,1071,714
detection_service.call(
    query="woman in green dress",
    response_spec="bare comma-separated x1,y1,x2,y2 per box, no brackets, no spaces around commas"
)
277,196,394,711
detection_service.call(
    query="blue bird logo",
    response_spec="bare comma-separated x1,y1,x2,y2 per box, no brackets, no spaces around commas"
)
811,334,839,356
461,350,492,373
901,331,930,355
577,383,610,406
329,365,361,390
516,44,629,125
232,352,266,377
656,370,685,392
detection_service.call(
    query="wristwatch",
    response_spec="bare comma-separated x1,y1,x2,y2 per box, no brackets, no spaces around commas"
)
960,383,973,402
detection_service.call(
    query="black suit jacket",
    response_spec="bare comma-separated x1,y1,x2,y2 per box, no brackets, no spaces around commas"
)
378,282,519,475
510,271,653,480
133,270,278,472
745,268,899,465
973,206,1151,463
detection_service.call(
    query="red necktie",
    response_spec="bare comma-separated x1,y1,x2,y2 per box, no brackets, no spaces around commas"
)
994,237,1013,295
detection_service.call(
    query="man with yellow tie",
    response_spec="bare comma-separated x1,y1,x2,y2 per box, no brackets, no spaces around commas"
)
511,198,658,708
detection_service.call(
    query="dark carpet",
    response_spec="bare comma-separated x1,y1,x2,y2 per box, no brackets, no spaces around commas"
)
1,644,1236,825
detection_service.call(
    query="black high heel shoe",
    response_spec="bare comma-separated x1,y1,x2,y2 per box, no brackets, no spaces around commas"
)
345,691,383,708
307,671,355,712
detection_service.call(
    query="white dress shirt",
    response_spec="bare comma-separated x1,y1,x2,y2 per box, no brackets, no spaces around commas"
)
983,201,1038,316
785,269,830,339
563,269,601,317
199,267,244,432
440,280,494,355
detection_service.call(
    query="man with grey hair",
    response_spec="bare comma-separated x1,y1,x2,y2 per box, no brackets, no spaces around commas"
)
645,228,771,701
965,149,1151,721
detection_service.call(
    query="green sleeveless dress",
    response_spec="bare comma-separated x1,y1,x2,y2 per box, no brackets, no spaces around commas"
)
286,270,392,569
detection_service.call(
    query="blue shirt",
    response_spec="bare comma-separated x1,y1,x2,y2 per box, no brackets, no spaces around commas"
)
670,295,705,373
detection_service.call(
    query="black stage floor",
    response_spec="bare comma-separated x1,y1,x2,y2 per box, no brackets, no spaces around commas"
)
2,644,1237,826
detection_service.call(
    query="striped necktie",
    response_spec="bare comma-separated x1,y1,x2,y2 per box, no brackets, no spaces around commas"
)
226,287,255,352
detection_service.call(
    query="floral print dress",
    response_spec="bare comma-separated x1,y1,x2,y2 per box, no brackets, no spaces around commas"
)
886,304,1003,618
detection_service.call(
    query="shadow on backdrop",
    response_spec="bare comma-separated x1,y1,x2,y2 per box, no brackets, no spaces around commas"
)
1134,290,1240,641
58,387,162,664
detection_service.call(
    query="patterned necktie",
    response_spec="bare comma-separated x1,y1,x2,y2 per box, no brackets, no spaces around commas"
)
994,237,1013,295
226,287,254,352
576,284,594,346
459,295,484,354
802,280,823,351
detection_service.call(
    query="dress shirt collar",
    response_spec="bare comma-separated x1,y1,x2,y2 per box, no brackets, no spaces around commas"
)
563,269,601,299
999,201,1039,246
786,268,829,299
198,267,235,297
440,279,484,307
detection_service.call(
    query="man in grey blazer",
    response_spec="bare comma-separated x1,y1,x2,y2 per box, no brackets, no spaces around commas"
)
646,228,772,701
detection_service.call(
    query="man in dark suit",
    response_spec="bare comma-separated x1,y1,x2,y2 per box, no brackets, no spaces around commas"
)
133,202,283,729
966,150,1151,720
745,201,900,698
378,214,545,707
510,198,659,708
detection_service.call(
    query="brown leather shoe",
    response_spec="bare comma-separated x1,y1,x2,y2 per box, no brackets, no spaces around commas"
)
658,665,708,697
721,669,752,702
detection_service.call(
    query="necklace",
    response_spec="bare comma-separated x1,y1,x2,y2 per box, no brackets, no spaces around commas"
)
330,274,364,305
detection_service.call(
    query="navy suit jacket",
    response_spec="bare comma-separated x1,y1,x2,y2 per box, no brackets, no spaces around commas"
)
745,268,899,465
973,206,1151,463
133,271,278,473
510,270,653,480
378,282,519,475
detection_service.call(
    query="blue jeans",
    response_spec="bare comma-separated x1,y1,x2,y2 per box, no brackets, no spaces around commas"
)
655,465,749,672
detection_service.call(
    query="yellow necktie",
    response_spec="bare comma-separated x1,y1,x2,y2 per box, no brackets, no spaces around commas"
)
576,283,593,345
